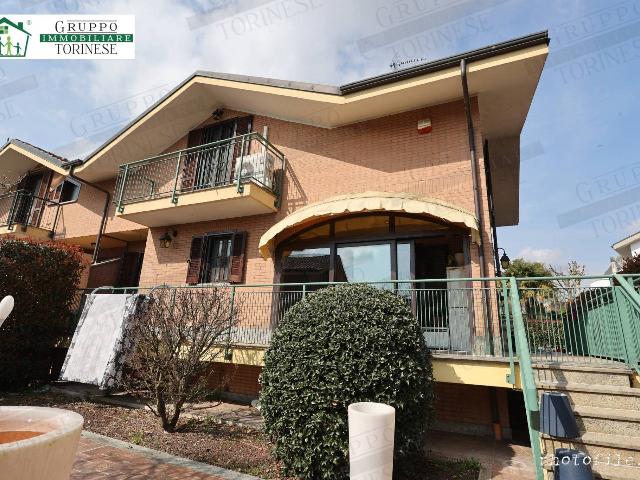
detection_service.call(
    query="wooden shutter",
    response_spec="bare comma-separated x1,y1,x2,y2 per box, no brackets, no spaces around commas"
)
181,129,204,191
186,235,205,284
229,231,247,283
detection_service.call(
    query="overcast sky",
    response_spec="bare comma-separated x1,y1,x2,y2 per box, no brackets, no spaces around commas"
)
1,0,639,275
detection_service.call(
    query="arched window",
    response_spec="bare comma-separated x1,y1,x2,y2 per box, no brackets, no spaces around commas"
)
277,213,468,288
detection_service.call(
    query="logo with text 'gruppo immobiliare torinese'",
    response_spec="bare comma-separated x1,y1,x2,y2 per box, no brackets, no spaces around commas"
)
0,15,135,59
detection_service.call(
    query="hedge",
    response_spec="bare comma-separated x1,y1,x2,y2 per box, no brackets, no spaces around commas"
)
260,284,434,479
0,236,86,389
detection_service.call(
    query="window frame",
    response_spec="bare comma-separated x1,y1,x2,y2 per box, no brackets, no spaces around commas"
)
56,178,82,204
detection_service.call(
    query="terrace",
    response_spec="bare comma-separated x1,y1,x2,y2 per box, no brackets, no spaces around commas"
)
0,189,61,239
113,132,286,227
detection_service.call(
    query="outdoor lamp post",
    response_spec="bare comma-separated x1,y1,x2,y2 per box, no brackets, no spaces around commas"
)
498,248,511,271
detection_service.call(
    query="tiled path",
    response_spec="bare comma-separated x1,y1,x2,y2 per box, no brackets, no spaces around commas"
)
72,431,259,480
73,429,534,480
427,431,535,480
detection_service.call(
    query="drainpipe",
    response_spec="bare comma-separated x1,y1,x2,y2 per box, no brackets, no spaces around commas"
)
461,58,494,354
67,163,111,264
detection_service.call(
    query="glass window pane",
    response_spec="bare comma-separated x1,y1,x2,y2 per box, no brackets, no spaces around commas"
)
281,247,331,286
334,215,390,238
296,223,330,241
397,242,412,299
335,244,391,287
395,215,447,233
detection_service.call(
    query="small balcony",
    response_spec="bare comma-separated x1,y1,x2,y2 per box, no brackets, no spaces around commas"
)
0,190,60,238
114,133,286,227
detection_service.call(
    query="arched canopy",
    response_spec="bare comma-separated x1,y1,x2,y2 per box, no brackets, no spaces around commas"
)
258,192,479,259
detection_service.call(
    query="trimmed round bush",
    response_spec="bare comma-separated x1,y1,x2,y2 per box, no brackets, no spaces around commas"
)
260,284,434,479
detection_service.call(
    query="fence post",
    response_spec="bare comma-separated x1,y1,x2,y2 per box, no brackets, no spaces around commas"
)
501,278,516,385
302,283,307,300
171,152,182,204
236,136,246,194
509,277,543,480
116,165,129,213
224,286,236,361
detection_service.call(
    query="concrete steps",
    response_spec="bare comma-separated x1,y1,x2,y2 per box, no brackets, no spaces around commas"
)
533,363,632,387
534,363,640,480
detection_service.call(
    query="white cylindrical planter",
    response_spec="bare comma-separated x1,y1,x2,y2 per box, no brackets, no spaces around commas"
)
0,406,84,480
348,402,395,480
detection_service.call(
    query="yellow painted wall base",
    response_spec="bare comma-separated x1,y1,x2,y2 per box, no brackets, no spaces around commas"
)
224,346,521,389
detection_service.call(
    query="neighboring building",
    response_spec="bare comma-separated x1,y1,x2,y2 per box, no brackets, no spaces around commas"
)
0,32,550,441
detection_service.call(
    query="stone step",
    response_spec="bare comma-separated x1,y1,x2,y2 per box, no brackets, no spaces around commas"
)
533,363,632,387
537,382,640,410
573,406,640,438
545,459,640,480
542,433,640,470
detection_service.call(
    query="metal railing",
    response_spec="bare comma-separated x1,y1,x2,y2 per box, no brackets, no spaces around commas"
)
115,132,287,212
71,274,640,480
0,189,61,235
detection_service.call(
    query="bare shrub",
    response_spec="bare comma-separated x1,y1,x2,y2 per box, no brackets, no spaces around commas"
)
124,287,239,431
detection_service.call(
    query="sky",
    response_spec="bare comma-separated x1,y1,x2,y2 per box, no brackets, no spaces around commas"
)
0,0,639,275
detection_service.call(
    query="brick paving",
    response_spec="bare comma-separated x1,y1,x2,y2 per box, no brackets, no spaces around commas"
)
426,431,535,480
72,432,259,480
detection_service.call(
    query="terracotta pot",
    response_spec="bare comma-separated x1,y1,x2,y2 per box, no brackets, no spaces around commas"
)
0,406,84,480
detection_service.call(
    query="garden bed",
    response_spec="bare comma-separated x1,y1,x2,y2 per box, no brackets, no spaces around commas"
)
0,391,479,480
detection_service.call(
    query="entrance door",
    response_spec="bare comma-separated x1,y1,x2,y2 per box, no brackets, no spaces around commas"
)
15,174,43,225
194,121,236,189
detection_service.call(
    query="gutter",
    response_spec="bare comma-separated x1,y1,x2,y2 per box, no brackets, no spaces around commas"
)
67,164,110,264
341,31,549,94
460,57,494,354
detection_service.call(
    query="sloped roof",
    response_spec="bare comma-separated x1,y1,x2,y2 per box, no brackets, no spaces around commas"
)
1,138,70,168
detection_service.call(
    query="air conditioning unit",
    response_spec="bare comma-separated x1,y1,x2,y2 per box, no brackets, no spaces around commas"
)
234,151,274,189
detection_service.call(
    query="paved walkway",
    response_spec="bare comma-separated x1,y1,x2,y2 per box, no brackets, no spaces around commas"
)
72,431,259,480
73,429,533,480
427,431,534,480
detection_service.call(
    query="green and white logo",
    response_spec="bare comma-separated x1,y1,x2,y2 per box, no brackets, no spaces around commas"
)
0,17,31,57
0,15,134,60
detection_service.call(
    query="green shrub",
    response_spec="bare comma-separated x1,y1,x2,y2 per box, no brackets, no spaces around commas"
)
260,284,434,479
0,237,86,389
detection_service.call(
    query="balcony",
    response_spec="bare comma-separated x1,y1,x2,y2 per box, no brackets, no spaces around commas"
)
114,133,286,227
0,190,60,238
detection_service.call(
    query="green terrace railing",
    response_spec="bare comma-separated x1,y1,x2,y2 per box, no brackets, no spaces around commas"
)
115,132,287,212
74,275,640,480
0,189,61,235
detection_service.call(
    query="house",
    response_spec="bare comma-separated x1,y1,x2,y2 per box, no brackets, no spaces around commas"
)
0,17,31,57
11,31,640,480
0,30,549,436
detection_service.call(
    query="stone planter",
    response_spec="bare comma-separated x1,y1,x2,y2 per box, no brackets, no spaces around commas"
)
0,406,84,480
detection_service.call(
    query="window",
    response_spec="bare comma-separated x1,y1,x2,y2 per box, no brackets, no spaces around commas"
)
186,231,247,284
202,235,232,283
54,179,81,204
0,26,7,35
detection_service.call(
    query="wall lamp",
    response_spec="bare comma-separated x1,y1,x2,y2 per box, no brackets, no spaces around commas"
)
497,248,511,270
160,229,177,248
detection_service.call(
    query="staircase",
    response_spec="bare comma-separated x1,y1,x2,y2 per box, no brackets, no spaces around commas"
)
534,362,640,480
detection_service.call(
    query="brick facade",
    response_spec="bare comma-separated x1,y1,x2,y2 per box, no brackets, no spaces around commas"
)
137,99,495,287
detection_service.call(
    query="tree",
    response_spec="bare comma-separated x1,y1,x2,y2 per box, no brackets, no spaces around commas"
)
261,284,434,480
0,237,86,389
123,287,239,432
550,260,586,301
621,254,640,274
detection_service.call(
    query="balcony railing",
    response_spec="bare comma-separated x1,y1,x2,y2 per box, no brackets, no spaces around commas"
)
115,132,286,212
0,189,61,235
